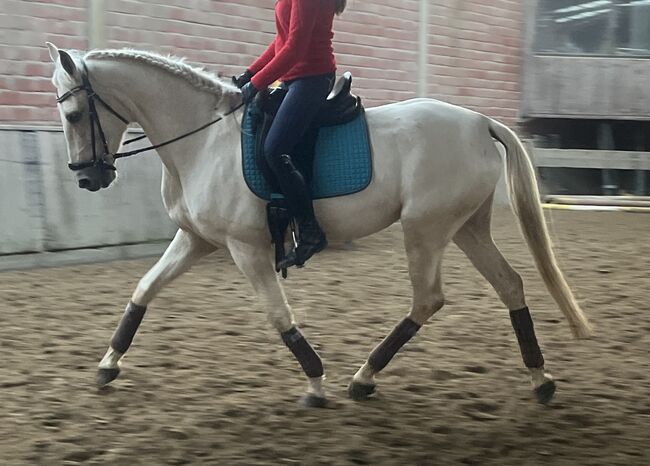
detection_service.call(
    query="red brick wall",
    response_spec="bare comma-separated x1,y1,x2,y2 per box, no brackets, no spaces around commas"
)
0,0,88,122
428,0,523,123
336,0,420,105
0,0,523,127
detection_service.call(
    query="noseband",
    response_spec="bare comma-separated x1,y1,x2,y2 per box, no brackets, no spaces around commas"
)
56,58,244,172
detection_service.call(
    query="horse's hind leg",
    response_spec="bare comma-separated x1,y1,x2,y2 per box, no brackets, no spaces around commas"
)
227,238,328,408
349,222,446,400
97,229,215,386
452,196,555,403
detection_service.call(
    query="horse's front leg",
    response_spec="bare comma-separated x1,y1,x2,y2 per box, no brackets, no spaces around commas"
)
97,229,216,385
227,238,328,407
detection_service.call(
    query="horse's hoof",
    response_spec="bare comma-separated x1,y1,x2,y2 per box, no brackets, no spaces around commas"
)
534,380,556,404
96,367,120,387
348,381,376,401
299,393,329,408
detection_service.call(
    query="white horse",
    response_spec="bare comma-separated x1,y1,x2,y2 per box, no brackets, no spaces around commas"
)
47,43,591,407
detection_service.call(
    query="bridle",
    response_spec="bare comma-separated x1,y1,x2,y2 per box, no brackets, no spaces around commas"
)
56,59,243,172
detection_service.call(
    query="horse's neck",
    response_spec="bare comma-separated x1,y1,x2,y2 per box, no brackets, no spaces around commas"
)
89,57,251,233
90,58,230,177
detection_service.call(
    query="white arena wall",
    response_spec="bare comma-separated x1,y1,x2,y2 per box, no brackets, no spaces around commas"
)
0,127,176,256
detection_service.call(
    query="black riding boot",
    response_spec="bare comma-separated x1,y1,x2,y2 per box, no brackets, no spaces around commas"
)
270,154,327,269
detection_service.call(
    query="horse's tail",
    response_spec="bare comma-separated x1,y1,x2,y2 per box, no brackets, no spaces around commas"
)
488,118,592,339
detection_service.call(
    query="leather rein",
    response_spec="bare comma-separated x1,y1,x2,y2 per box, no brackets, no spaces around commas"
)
56,59,243,172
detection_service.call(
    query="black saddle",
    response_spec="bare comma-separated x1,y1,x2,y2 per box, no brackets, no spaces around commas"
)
257,71,361,128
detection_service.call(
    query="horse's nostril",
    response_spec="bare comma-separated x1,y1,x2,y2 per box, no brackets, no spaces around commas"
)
78,178,91,189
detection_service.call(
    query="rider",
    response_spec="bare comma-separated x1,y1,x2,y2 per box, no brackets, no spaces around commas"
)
233,0,347,269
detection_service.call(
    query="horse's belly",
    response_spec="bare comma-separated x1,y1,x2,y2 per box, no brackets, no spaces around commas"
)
316,182,402,242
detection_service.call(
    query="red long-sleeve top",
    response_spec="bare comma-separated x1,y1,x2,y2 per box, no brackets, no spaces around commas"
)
248,0,337,89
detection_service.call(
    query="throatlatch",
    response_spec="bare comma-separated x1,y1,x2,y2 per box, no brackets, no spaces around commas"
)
510,307,545,368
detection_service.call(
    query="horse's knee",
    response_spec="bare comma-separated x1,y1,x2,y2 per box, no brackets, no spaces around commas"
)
409,293,445,325
266,305,294,333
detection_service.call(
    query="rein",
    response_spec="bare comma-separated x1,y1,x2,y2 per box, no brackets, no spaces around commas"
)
113,106,243,160
56,59,243,171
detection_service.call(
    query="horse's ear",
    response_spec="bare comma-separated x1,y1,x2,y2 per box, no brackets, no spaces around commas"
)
58,50,77,76
46,42,59,62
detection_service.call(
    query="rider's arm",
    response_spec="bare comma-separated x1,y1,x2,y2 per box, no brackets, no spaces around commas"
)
250,0,317,89
248,39,277,75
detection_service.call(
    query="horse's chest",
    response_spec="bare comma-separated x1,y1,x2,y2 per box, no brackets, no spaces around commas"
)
160,194,190,233
160,180,229,243
160,175,193,231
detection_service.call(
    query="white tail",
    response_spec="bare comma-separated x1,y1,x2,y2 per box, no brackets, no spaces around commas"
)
488,118,592,339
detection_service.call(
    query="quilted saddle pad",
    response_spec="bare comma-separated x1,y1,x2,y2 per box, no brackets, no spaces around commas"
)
241,105,373,201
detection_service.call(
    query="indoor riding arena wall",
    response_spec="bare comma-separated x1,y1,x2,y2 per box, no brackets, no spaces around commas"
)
0,0,522,255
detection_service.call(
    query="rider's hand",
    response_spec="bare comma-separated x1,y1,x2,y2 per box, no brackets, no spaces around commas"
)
232,69,253,89
240,81,259,104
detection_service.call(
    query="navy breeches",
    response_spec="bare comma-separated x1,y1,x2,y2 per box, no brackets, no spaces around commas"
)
263,72,335,166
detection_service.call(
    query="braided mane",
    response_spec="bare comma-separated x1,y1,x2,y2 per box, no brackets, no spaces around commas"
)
85,49,238,96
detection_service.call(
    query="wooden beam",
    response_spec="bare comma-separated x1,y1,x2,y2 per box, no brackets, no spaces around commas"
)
545,195,650,207
523,56,650,119
534,148,650,170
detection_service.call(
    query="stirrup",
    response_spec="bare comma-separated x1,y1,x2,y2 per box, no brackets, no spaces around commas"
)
277,236,328,269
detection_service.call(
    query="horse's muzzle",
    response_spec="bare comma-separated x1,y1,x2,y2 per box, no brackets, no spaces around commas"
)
75,166,116,192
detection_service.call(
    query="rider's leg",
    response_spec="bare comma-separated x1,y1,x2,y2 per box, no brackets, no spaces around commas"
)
263,73,334,267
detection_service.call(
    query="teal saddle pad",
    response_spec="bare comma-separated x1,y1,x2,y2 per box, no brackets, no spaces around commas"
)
241,105,372,201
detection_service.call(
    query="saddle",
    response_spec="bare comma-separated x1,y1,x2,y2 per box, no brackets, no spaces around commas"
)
251,72,362,189
258,71,360,124
245,72,366,277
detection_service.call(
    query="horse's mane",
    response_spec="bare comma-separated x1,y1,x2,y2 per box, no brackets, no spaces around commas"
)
85,49,238,96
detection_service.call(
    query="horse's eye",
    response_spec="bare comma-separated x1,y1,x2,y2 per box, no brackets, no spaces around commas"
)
66,111,83,123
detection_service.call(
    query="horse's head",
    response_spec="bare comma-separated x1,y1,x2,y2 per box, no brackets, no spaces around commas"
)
47,42,128,192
